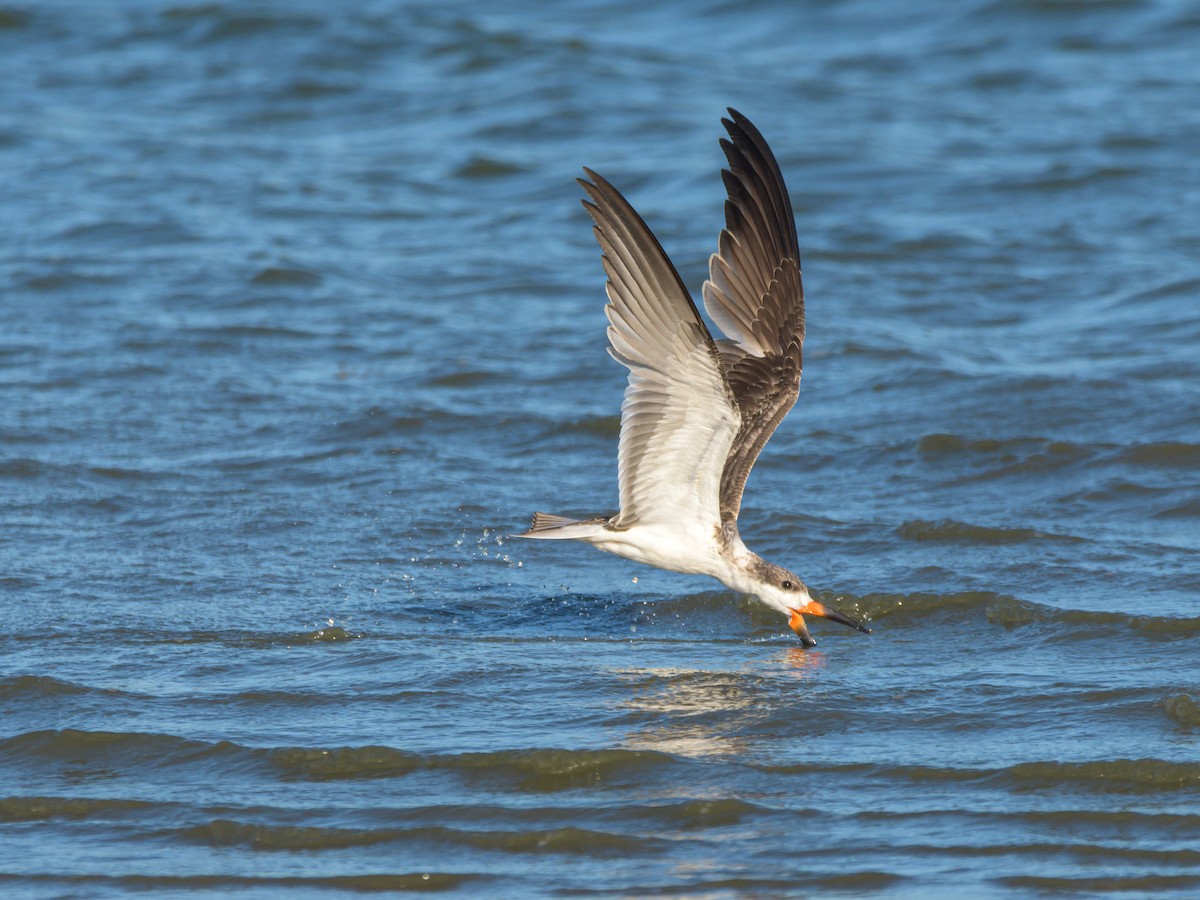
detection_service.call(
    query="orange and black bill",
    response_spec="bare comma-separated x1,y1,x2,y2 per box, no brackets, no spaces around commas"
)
789,601,872,647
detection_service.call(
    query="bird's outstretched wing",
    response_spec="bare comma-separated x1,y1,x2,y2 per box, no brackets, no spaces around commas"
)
702,109,805,524
580,169,741,531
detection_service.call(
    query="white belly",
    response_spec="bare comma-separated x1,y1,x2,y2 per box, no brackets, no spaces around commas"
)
590,522,725,578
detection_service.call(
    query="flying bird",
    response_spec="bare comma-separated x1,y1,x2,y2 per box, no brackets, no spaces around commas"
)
516,109,870,647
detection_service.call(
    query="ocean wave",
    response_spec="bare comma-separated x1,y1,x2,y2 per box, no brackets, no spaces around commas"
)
1118,442,1200,469
0,8,30,30
386,797,768,831
0,625,364,651
453,156,528,179
1153,499,1200,519
893,841,1200,865
1003,759,1200,792
0,458,166,484
316,406,428,443
163,7,327,45
837,340,931,361
183,322,319,342
915,432,1096,483
425,370,497,388
264,745,424,780
1124,276,1200,305
1004,163,1140,193
275,745,680,791
248,265,323,287
0,872,481,892
0,730,682,790
763,757,1200,793
0,458,61,480
552,415,622,438
916,432,1067,458
999,874,1200,893
983,599,1200,637
0,795,157,822
290,624,361,644
163,625,364,647
1162,693,1200,729
896,518,1081,545
56,217,194,248
19,269,119,292
829,591,1200,638
182,818,655,855
0,730,246,773
0,675,140,701
860,806,1200,831
630,797,763,829
616,872,905,894
601,587,1189,642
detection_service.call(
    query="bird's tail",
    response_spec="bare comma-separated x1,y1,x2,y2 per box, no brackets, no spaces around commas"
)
514,512,610,540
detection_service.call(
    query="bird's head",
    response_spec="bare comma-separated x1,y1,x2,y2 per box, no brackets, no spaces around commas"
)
754,562,872,647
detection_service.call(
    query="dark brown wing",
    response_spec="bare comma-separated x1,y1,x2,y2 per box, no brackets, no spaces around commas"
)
702,109,805,524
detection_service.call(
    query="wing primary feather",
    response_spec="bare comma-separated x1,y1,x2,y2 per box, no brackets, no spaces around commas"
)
575,113,805,532
700,110,808,524
577,167,741,530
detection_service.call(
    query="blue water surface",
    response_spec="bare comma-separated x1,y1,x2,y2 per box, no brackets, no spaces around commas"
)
2,0,1199,896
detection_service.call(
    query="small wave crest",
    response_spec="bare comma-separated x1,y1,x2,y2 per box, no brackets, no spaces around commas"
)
0,730,244,772
827,590,1200,639
0,8,30,30
897,518,1080,545
916,432,1088,459
183,818,653,855
762,758,1200,794
914,433,1093,482
164,625,363,647
166,8,326,45
0,730,681,791
1004,759,1200,792
0,872,481,892
619,873,904,894
1119,441,1200,469
1000,875,1200,893
553,415,621,438
293,743,683,792
1162,693,1200,730
249,265,322,287
0,458,165,485
0,675,91,699
0,795,155,822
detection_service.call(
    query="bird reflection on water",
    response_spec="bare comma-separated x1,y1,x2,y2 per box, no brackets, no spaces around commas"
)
782,646,827,677
615,650,827,758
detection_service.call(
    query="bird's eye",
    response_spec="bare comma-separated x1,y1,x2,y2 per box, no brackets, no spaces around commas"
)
781,580,794,590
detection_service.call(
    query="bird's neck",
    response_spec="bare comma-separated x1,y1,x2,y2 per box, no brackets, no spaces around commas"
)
715,526,772,593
